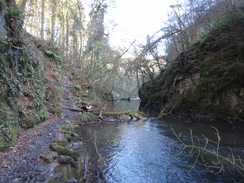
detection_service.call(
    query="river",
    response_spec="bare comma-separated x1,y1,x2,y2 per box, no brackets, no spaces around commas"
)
49,100,244,183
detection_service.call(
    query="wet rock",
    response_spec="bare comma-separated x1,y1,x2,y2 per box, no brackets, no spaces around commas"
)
69,142,83,149
58,155,72,164
65,134,72,141
48,172,64,181
71,160,80,168
12,178,22,183
65,119,71,124
65,178,78,183
99,146,112,152
40,151,58,163
55,138,69,147
50,144,79,158
70,133,79,138
70,133,83,141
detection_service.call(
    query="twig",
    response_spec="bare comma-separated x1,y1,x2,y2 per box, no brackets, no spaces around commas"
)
94,131,102,169
94,111,147,120
171,128,244,177
0,41,22,49
83,155,90,180
98,108,103,119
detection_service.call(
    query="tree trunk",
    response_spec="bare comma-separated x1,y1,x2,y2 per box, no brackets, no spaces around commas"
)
40,0,45,39
51,0,56,42
65,15,69,55
18,0,28,12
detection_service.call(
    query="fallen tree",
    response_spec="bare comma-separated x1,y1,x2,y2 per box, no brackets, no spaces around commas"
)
64,107,147,121
97,111,147,121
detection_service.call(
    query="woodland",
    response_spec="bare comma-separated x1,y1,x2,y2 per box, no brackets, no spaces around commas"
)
0,0,243,182
15,0,244,92
0,0,243,157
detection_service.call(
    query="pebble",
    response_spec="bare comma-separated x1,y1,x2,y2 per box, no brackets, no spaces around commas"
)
48,172,64,181
1,161,10,168
65,120,71,124
58,155,72,164
71,161,80,168
65,178,78,183
71,133,79,137
69,142,83,149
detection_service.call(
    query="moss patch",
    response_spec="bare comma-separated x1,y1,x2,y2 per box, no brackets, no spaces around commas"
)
54,139,69,147
50,143,79,159
62,124,74,132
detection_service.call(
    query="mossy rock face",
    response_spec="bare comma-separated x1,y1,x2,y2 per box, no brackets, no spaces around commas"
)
0,1,62,152
139,6,244,123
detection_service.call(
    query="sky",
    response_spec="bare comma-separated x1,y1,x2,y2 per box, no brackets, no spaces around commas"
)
106,0,179,48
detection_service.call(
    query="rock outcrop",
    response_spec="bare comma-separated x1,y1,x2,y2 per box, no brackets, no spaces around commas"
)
139,6,244,124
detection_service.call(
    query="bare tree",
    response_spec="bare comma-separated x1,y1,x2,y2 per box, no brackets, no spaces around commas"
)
17,0,28,12
40,0,45,39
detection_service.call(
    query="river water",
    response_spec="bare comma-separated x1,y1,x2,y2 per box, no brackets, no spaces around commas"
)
49,100,244,183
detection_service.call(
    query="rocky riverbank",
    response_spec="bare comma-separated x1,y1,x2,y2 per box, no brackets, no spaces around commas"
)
0,70,80,182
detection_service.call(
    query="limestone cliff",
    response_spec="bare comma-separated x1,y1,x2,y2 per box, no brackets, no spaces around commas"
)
139,6,244,124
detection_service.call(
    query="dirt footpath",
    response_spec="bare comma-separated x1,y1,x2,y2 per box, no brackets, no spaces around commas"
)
0,73,78,183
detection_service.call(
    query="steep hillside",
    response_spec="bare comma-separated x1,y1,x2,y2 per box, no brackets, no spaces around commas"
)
0,0,113,152
0,1,62,151
139,6,244,125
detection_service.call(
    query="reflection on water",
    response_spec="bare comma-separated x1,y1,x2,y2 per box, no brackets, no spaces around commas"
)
49,101,244,183
87,119,243,183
